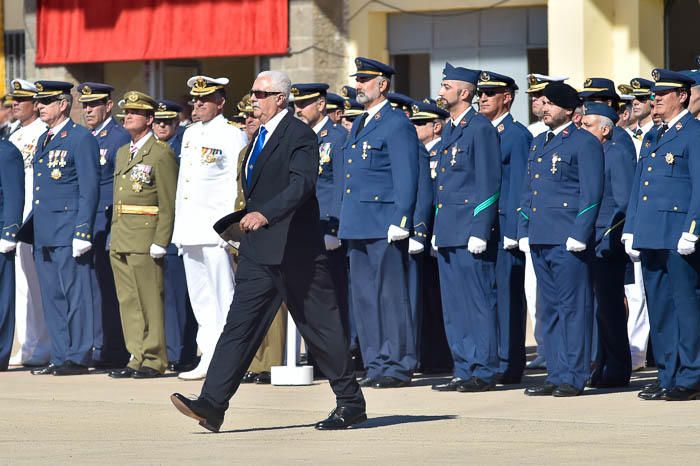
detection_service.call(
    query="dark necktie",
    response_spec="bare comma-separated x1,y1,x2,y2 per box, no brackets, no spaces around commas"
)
659,123,669,138
544,131,554,145
357,113,368,132
43,130,54,148
634,127,643,139
246,126,268,184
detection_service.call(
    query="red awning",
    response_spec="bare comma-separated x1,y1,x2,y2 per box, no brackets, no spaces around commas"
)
36,0,289,65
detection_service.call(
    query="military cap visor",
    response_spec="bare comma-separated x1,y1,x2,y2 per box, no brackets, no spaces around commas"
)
10,79,38,98
119,91,157,111
525,74,568,94
33,81,74,99
187,75,229,96
154,99,183,119
351,57,395,78
291,83,329,102
77,82,114,102
477,71,518,90
651,68,695,92
325,93,344,110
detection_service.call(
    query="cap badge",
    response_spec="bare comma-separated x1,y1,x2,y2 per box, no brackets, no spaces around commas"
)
480,71,490,81
36,83,43,92
528,76,538,85
13,81,20,90
652,69,660,81
411,104,420,114
355,58,361,68
127,92,138,103
631,79,641,89
158,103,166,112
194,78,206,90
82,86,92,95
290,87,299,96
584,78,592,88
344,100,351,110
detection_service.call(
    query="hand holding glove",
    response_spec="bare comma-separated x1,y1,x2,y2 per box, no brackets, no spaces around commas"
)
621,233,640,262
518,237,530,253
503,236,518,250
677,232,698,256
387,224,409,243
149,243,167,259
324,234,342,251
565,237,586,252
408,237,424,255
0,239,17,254
72,238,92,258
467,236,487,254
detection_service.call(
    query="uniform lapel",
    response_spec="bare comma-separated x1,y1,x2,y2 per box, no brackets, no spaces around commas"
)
44,119,72,153
125,135,153,172
653,112,691,151
541,122,573,156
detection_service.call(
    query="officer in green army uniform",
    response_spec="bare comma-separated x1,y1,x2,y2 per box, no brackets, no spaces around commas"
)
108,91,178,379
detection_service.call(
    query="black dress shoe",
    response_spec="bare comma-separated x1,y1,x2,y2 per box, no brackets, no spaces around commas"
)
665,385,700,401
31,364,59,375
642,380,660,391
456,377,495,392
431,377,464,392
372,376,410,389
241,371,259,384
53,362,89,376
590,378,629,389
167,362,178,372
524,382,557,396
254,371,271,384
170,393,224,433
132,366,163,379
494,373,522,385
109,367,137,379
638,387,669,400
358,376,375,387
314,406,367,430
552,383,583,397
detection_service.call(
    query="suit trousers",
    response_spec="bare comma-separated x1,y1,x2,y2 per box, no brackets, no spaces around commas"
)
641,249,700,389
110,251,167,373
0,251,15,370
495,246,527,379
11,241,50,365
347,239,416,381
201,252,364,412
34,246,94,366
247,305,287,373
531,245,593,390
437,244,499,382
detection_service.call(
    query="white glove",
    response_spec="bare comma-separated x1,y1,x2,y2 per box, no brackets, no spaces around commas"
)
503,236,518,250
467,236,487,254
0,239,17,253
387,224,409,243
177,247,184,257
149,243,167,259
408,237,424,255
217,238,229,248
565,237,586,252
324,234,342,251
677,232,698,256
621,233,641,262
431,234,437,251
518,237,530,253
72,238,92,258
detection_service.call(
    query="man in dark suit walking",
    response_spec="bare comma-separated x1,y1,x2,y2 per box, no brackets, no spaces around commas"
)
171,70,365,433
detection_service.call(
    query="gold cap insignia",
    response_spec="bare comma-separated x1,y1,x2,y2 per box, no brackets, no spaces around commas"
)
652,69,660,81
36,83,43,92
631,79,641,89
195,78,206,90
344,100,351,110
528,75,538,85
411,104,420,114
158,103,166,112
584,78,593,88
480,71,490,81
13,82,20,90
82,86,92,95
127,92,138,102
291,87,299,96
341,87,349,97
355,58,361,68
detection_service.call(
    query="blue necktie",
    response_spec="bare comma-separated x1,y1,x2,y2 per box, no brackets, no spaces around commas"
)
246,126,267,185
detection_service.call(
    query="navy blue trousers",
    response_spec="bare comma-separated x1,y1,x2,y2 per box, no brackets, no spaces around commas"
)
0,251,15,370
437,244,499,382
495,246,526,380
531,245,594,390
641,249,700,389
163,248,198,365
34,246,94,366
347,239,416,381
407,251,424,367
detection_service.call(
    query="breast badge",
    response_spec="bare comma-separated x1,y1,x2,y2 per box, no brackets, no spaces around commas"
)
130,163,153,192
450,146,458,167
551,154,561,174
99,149,108,166
319,143,332,174
665,152,675,165
201,147,223,164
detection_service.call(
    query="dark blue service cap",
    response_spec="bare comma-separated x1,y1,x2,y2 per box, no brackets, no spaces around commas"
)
477,71,518,90
543,82,581,110
583,102,619,124
679,70,700,87
77,82,114,102
651,68,695,92
579,77,619,100
290,83,329,102
388,92,414,111
34,80,73,99
441,62,480,85
629,78,654,96
340,85,357,99
410,99,450,121
342,98,364,117
155,99,183,119
325,92,344,110
351,57,395,78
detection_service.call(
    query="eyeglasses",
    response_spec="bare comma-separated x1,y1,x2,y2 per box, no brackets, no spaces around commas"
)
36,97,62,105
412,120,434,127
250,90,282,99
478,90,502,97
154,118,177,125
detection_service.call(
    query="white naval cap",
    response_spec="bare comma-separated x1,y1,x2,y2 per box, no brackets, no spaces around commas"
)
10,78,38,97
526,73,569,93
186,75,230,96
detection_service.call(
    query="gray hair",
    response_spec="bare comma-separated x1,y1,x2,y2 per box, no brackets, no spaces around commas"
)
257,70,291,103
598,115,614,131
59,92,73,112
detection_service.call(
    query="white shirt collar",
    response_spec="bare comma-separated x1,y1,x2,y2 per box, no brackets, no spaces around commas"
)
364,99,389,124
131,131,153,151
665,109,689,128
425,137,441,152
49,117,71,135
491,112,510,128
313,115,329,134
451,106,472,126
261,108,288,138
548,121,573,136
202,113,225,127
637,120,654,134
92,116,113,135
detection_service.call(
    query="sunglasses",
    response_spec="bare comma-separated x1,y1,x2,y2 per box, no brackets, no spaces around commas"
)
478,90,502,97
412,120,434,127
154,118,177,125
250,90,282,99
36,97,62,105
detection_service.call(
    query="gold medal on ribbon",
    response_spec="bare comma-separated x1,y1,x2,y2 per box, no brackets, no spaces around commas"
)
51,168,62,180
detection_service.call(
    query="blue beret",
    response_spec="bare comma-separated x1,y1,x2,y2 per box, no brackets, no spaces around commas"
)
340,85,357,99
351,57,394,78
291,83,329,102
579,77,619,100
543,82,581,110
388,92,414,112
155,99,183,119
441,62,480,85
34,80,73,99
651,68,695,92
629,78,654,96
477,71,518,90
77,82,114,102
679,70,700,87
410,99,449,121
325,92,344,110
583,102,619,124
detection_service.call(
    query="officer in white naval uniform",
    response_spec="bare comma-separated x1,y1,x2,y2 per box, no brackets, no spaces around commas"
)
171,76,247,380
7,79,50,367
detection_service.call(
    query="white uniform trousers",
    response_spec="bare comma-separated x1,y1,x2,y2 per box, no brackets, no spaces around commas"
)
10,242,50,365
524,251,544,356
182,245,235,371
625,261,649,369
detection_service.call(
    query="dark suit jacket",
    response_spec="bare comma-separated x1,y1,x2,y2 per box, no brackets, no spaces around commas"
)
240,110,323,265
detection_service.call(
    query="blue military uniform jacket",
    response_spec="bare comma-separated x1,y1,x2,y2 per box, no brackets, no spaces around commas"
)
412,143,433,244
433,107,502,247
316,117,347,236
613,126,636,158
496,114,532,241
338,101,419,239
518,122,604,245
594,138,635,257
167,126,186,158
94,118,130,210
32,120,100,247
624,112,700,250
0,141,24,242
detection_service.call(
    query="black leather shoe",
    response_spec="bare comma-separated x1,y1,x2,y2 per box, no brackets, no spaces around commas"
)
53,362,89,376
167,362,178,372
665,385,700,401
109,367,137,379
524,382,557,396
494,373,522,385
358,377,376,387
254,371,271,384
241,371,259,384
31,364,60,375
431,377,464,392
314,406,367,430
456,376,495,392
590,378,629,389
372,376,410,388
642,380,660,391
638,387,669,400
170,393,224,433
552,383,583,397
132,366,163,379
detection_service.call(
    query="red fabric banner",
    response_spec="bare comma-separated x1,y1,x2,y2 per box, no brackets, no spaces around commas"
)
36,0,289,65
